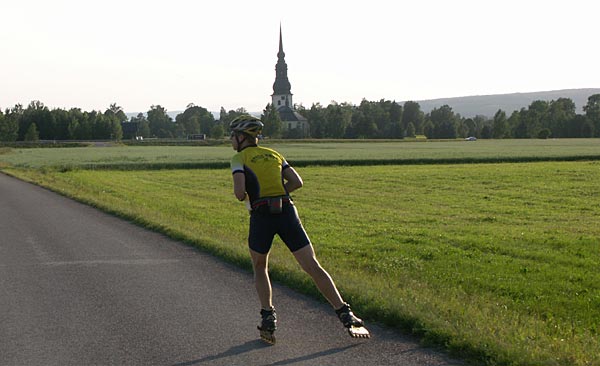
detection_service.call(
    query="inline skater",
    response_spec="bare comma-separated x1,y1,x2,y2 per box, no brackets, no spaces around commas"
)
229,115,370,344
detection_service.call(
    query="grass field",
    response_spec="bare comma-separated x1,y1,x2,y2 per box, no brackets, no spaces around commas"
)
1,138,600,169
1,140,599,365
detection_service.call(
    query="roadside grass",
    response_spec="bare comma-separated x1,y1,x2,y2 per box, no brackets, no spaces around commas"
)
4,161,599,365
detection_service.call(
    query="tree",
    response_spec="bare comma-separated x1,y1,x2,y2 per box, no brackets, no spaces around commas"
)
210,123,224,139
176,104,215,137
106,103,128,123
352,100,378,138
0,110,19,141
71,109,95,140
66,108,84,139
261,103,282,138
110,117,123,140
133,113,151,137
520,100,549,138
147,105,174,138
24,123,39,141
402,101,424,134
547,98,576,137
429,105,458,139
481,124,493,139
584,94,600,137
492,110,508,139
389,112,404,138
538,128,551,139
306,103,326,138
422,119,434,139
219,107,228,123
51,108,71,140
175,103,206,137
566,115,593,138
463,118,477,138
389,100,403,136
20,101,53,140
512,109,528,138
371,100,392,138
324,102,352,138
102,104,127,140
405,122,416,138
456,117,469,138
87,111,109,139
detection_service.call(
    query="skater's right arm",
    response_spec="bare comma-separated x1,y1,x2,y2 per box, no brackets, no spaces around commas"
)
283,166,303,193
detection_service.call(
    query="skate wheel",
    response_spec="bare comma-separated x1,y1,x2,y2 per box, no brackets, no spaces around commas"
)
348,325,371,339
259,329,276,345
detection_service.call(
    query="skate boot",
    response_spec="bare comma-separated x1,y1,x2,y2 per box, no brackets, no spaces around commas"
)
258,307,277,345
335,303,370,339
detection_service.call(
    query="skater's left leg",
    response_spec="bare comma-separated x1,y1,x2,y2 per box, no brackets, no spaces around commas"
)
250,248,273,310
250,248,278,344
292,244,344,310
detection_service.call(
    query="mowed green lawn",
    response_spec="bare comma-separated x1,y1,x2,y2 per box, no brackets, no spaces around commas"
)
4,160,599,365
1,138,600,169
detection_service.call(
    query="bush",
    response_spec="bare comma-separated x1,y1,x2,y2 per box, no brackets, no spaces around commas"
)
538,129,551,139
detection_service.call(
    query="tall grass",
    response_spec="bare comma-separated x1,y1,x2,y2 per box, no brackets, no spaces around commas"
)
5,161,599,365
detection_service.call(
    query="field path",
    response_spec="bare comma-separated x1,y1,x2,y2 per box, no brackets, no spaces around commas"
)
0,173,462,366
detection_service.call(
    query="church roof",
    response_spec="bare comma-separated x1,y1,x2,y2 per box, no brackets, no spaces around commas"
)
277,106,307,122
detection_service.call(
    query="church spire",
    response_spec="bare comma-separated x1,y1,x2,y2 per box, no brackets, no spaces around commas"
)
277,24,285,59
272,24,292,99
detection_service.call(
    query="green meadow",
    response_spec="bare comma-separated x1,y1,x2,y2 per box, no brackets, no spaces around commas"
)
1,138,600,169
1,140,599,365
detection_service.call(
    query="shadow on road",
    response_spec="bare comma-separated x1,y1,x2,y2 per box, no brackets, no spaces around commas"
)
171,340,269,366
172,341,360,366
264,344,360,365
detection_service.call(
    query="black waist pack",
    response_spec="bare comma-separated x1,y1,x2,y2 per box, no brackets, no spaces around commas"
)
267,197,283,214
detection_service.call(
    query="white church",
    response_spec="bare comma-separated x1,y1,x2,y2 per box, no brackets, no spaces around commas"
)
271,26,309,138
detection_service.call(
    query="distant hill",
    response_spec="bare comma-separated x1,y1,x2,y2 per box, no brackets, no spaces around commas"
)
410,88,600,117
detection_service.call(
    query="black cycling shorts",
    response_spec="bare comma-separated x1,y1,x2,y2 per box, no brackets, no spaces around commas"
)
248,203,311,254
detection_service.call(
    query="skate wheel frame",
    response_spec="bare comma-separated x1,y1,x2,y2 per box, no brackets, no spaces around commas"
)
259,328,276,345
348,325,371,339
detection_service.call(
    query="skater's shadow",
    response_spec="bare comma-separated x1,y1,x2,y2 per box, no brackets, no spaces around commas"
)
171,340,269,366
172,341,359,366
264,344,359,365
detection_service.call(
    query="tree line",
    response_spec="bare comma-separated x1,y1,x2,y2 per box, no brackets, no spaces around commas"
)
1,94,599,141
292,94,600,139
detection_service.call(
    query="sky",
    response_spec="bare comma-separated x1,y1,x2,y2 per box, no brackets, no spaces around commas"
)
2,0,599,114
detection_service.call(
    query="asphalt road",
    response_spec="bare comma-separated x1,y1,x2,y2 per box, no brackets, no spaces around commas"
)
0,173,463,366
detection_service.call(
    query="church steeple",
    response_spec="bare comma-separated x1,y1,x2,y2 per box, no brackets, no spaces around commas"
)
277,25,285,59
272,24,292,109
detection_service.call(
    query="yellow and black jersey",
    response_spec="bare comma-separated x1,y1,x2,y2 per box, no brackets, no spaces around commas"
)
230,145,290,203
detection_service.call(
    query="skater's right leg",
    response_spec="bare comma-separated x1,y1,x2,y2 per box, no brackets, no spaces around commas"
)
249,248,273,310
292,244,344,309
